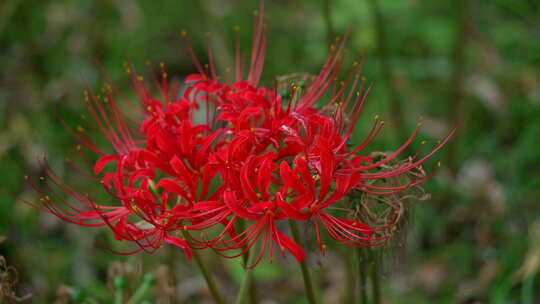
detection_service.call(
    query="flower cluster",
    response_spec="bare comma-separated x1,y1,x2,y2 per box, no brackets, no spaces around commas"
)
23,9,453,267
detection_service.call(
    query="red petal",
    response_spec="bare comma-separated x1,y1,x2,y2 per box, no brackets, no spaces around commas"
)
94,155,119,175
276,193,311,221
257,158,272,200
184,74,205,83
317,144,334,199
157,178,191,201
279,161,305,194
240,158,259,202
165,234,193,260
274,229,305,262
224,191,258,220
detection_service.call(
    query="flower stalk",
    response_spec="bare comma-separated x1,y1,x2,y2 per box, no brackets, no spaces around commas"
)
357,247,369,304
368,248,381,304
289,220,317,304
236,218,256,304
113,276,125,304
183,231,226,304
128,273,155,304
342,248,356,303
234,237,260,304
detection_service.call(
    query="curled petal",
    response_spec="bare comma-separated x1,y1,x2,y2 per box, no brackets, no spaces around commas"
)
165,234,193,260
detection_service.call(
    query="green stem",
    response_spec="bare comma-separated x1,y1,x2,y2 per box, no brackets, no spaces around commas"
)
322,0,335,44
289,220,317,304
183,231,226,304
114,291,123,304
366,0,407,143
521,273,535,304
234,236,260,304
357,247,368,304
128,273,155,304
368,248,381,304
235,218,256,304
166,246,178,303
342,248,356,303
197,1,233,77
113,276,125,304
0,0,22,38
445,0,469,173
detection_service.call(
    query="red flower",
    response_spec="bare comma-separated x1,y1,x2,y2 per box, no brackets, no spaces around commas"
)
15,3,456,267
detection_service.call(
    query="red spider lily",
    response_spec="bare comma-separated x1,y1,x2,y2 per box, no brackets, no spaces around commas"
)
13,1,456,267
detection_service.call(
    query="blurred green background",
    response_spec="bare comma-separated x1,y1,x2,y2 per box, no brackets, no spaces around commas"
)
1,0,539,303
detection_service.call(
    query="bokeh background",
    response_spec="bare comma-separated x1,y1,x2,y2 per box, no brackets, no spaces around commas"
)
1,0,539,303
